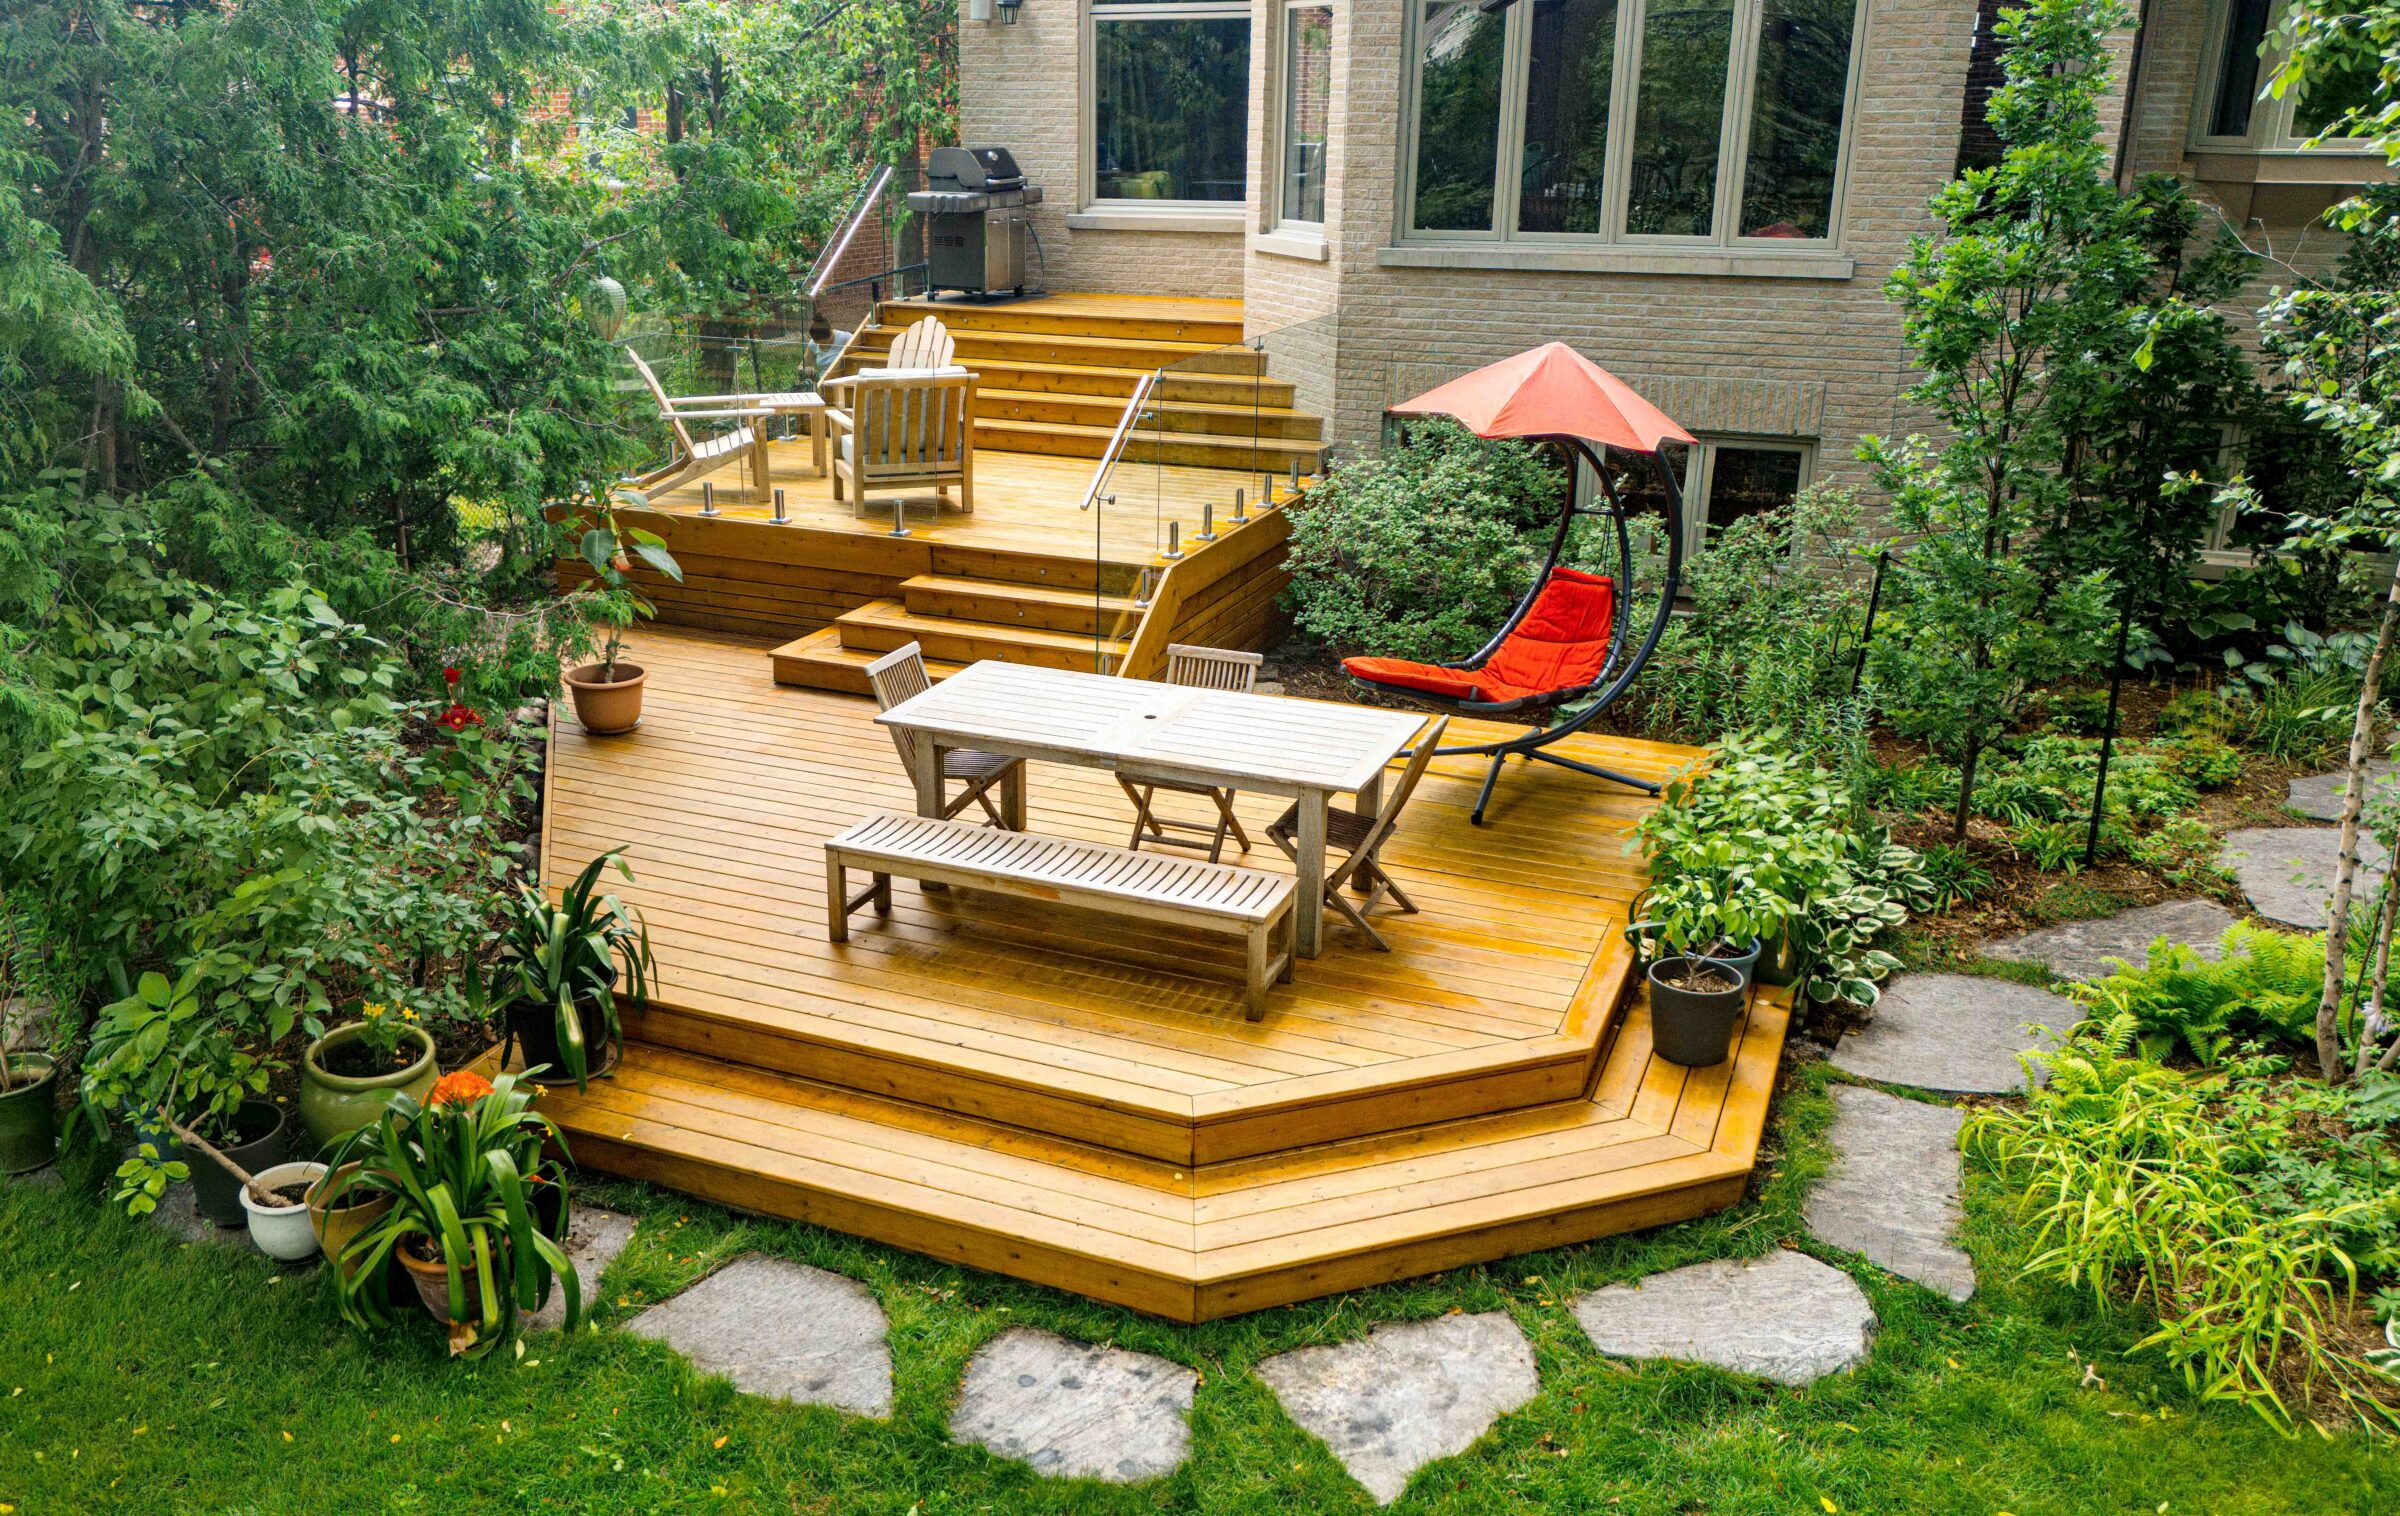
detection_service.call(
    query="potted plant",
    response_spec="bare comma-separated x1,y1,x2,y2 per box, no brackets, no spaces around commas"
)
241,1160,330,1260
0,908,59,1174
299,999,441,1150
480,849,654,1091
322,1069,584,1356
308,1160,395,1279
560,495,682,735
1635,870,1782,1067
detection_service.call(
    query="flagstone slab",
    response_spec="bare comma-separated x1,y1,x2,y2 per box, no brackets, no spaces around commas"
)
2221,827,2388,931
1829,973,2073,1093
1805,1087,1975,1301
1980,899,2235,982
527,1207,635,1331
2287,759,2397,822
949,1327,1197,1483
627,1255,892,1416
1254,1312,1539,1506
1571,1250,1876,1387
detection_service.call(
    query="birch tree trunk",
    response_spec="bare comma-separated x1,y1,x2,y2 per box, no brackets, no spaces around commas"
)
2315,551,2400,1083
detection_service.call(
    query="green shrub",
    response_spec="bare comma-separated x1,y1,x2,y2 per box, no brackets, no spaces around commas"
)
2218,623,2382,766
2130,815,2231,891
2164,734,2245,789
1282,421,1562,661
1917,842,1993,910
2077,923,2326,1065
2043,686,2115,734
1966,1023,2400,1432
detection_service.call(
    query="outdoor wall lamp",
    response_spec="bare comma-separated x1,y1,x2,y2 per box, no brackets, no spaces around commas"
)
997,0,1023,23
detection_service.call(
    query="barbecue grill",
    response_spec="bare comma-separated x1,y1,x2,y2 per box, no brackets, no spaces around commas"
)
908,147,1044,300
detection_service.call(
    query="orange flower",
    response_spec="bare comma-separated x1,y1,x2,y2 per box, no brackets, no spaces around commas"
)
426,1071,495,1109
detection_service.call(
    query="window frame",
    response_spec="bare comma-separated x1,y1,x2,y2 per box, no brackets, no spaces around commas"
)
1662,435,1816,557
2189,0,2381,154
1271,0,1337,232
1082,0,1257,213
1394,0,1869,251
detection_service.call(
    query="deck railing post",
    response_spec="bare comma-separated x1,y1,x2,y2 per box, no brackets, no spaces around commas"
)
700,480,719,518
771,487,788,525
1230,488,1248,525
1162,520,1183,561
1195,501,1216,542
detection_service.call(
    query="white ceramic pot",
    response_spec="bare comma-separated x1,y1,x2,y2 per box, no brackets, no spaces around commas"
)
243,1161,331,1261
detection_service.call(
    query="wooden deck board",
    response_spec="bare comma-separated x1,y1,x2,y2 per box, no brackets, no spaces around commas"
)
531,626,1785,1317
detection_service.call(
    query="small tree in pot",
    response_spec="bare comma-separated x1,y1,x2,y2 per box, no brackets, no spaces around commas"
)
560,492,682,735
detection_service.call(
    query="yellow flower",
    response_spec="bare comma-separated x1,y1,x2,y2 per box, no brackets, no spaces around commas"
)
400,1007,419,1021
361,1002,387,1019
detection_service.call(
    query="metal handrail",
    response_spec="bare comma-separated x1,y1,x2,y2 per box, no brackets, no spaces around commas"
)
805,165,895,299
1078,369,1158,512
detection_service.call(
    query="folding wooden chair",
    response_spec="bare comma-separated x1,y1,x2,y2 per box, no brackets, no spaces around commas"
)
1120,644,1264,864
864,642,1024,828
1265,717,1448,951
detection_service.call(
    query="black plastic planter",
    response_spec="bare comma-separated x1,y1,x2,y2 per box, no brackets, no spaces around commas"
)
1646,956,1749,1068
185,1100,290,1228
507,998,619,1087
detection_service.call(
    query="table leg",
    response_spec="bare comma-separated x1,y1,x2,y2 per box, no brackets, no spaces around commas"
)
1295,791,1328,958
1003,761,1028,831
1350,771,1385,897
908,738,945,818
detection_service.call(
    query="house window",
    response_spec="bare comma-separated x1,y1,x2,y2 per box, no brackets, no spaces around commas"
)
1278,3,1335,226
1603,437,1813,554
2195,0,2381,149
1090,0,1252,205
1401,0,1864,248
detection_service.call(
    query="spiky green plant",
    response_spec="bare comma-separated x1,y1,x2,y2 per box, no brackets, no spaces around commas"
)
320,1069,582,1357
479,849,654,1090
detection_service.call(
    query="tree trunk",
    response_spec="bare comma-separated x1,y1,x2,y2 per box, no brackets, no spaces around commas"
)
2356,877,2397,1080
1952,729,1983,842
2314,548,2400,1083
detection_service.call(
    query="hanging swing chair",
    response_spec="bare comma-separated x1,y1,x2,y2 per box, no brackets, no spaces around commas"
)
1340,343,1695,825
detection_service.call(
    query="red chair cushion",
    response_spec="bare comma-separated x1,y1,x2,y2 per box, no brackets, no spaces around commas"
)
1341,656,1480,701
1343,568,1616,705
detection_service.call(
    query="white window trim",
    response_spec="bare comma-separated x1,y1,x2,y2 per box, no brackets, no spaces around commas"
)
1083,0,1256,214
1270,0,1336,234
2189,0,2383,155
1393,0,1868,253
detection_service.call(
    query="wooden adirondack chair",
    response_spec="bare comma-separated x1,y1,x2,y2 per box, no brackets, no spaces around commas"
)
624,347,787,505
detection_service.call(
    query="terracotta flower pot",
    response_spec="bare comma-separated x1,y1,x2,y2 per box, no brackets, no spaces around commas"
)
299,1023,439,1151
396,1234,510,1352
563,661,646,735
308,1162,396,1281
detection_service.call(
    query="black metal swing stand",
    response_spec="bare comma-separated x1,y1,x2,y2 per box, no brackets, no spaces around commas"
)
1345,437,1687,826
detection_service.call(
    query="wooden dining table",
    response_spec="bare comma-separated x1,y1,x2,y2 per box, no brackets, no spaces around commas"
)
875,660,1430,958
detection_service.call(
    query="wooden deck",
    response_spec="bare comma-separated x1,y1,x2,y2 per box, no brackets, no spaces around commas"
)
528,629,1789,1320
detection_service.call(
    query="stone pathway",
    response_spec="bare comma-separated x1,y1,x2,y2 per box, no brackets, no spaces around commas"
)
2221,826,2389,931
1805,1087,1974,1301
626,1255,893,1416
1572,1250,1875,1388
528,1206,635,1331
1254,1312,1539,1506
949,1327,1196,1483
1980,899,2233,982
2287,759,2396,822
1829,973,2073,1093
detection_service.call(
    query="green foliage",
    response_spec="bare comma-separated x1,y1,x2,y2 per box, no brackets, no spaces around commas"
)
2131,814,2232,891
2078,924,2331,1065
566,494,685,679
1283,420,1564,661
1968,1023,2400,1431
1635,732,1931,1005
1629,484,1877,764
1866,0,2184,836
2218,623,2382,765
482,851,655,1091
1916,842,1994,910
323,1071,583,1356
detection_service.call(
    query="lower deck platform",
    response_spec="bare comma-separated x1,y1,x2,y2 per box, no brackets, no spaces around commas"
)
529,629,1785,1320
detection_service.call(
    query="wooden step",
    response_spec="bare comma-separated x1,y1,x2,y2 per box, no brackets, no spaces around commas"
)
976,387,1324,441
833,598,1120,673
931,545,1149,597
901,573,1143,637
882,295,1244,347
851,325,1262,376
976,416,1326,471
767,626,970,693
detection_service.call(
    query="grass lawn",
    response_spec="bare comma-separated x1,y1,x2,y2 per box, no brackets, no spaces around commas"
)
2,1061,2392,1515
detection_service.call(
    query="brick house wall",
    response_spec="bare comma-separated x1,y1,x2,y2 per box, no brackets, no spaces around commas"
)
956,0,2379,489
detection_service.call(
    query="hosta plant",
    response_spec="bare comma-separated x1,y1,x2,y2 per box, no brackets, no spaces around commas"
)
320,1069,582,1356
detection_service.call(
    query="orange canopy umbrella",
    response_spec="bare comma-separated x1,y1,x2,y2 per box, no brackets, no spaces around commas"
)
1387,342,1693,455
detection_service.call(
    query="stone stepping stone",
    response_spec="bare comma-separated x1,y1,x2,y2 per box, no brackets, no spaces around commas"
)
1571,1250,1876,1387
1829,973,2072,1094
627,1254,892,1416
2287,759,2397,822
1254,1312,1538,1506
949,1327,1196,1483
145,1181,247,1248
527,1207,635,1331
2221,827,2389,931
1981,899,2235,982
1805,1086,1974,1301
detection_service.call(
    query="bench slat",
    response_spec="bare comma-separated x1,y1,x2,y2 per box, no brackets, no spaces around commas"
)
828,812,1294,925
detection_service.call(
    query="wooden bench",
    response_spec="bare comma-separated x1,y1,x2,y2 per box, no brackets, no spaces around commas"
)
825,812,1296,1019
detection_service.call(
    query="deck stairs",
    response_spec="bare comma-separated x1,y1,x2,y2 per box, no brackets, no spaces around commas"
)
841,296,1327,475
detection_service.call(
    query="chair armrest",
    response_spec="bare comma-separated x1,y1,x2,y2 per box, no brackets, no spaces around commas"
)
661,406,776,420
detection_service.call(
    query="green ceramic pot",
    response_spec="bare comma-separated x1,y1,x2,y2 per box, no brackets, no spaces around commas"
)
0,1054,59,1174
299,1023,439,1152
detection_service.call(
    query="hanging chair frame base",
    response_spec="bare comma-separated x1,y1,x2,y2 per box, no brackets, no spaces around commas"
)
1348,437,1687,826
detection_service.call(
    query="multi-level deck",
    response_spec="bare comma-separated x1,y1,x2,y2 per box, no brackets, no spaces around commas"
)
527,630,1789,1321
575,294,1322,690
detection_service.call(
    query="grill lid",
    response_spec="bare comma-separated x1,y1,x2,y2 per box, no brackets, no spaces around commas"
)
927,145,1026,193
